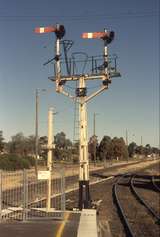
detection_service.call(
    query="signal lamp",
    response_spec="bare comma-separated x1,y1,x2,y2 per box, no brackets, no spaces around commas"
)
102,31,115,44
55,25,65,39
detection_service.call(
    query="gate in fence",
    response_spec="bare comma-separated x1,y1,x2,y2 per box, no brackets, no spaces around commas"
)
0,169,65,222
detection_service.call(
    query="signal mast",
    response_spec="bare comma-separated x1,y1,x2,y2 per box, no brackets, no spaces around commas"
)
34,24,121,209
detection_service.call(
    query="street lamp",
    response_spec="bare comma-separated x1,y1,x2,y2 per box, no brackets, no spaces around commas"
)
35,88,46,176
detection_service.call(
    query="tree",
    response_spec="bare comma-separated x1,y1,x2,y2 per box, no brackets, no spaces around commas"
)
0,154,34,170
88,135,98,162
144,144,152,156
152,147,159,155
26,135,36,156
7,133,36,157
98,136,112,160
54,132,72,160
135,145,144,155
39,136,48,160
0,130,5,153
128,142,137,157
112,137,128,160
54,132,72,148
71,141,79,163
8,132,25,156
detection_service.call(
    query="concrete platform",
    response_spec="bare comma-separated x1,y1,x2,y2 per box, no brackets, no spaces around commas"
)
77,209,98,237
0,209,99,237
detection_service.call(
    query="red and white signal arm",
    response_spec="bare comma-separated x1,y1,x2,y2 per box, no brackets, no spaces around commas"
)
34,26,56,34
82,32,108,39
82,31,115,42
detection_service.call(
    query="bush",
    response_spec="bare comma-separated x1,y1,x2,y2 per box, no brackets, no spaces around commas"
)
25,155,35,166
0,154,35,170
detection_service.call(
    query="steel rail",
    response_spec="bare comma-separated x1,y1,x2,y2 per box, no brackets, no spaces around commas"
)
112,174,135,237
130,175,160,223
151,176,160,192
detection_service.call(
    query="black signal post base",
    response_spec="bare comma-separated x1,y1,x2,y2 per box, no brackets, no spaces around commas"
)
78,180,91,210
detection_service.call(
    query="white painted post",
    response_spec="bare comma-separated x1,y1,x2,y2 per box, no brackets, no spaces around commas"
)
47,107,53,211
79,78,89,181
79,77,90,209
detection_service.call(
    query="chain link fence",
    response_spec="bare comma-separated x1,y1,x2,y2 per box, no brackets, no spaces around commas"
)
0,169,65,222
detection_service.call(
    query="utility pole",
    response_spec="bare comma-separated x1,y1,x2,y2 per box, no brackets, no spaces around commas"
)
93,113,96,136
35,89,39,177
141,135,143,146
35,89,46,176
93,113,99,136
125,129,129,162
35,24,121,209
93,113,98,164
125,129,128,146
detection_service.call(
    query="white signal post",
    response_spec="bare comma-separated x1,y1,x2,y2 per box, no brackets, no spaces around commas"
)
78,77,90,208
35,24,120,209
104,29,108,75
55,32,61,92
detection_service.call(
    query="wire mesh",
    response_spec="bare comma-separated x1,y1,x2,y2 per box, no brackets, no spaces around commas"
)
1,170,24,222
0,164,104,222
0,169,65,222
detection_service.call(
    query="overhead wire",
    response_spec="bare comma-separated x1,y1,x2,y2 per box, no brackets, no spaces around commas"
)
0,10,159,22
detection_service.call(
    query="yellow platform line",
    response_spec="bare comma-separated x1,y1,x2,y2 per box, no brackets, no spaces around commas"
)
56,212,70,237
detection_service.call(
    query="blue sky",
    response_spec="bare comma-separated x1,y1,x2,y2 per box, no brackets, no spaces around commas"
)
0,0,159,147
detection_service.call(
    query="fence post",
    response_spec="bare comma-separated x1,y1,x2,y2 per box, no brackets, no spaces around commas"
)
0,170,2,223
61,168,65,218
23,169,28,221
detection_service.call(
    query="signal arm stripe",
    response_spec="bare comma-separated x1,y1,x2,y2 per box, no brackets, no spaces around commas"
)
88,33,93,38
82,32,106,39
40,28,45,33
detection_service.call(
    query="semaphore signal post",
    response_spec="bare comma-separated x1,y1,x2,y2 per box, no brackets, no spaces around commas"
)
34,24,121,210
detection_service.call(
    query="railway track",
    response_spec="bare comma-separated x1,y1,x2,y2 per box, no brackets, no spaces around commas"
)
130,175,160,223
113,174,135,237
112,173,160,237
152,176,160,192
